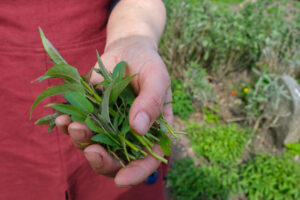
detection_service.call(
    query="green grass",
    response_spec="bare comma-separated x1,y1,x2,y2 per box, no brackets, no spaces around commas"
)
186,122,250,166
212,0,243,4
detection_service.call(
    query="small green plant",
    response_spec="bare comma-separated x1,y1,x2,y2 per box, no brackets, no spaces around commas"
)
285,142,300,156
243,68,291,122
171,79,194,119
239,154,300,200
202,106,221,124
186,122,250,166
168,158,239,200
184,61,215,106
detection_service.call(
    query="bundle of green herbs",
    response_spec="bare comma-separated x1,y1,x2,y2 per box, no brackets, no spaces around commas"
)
30,28,177,167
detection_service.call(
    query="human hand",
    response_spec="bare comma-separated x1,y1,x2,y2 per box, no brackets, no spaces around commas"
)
55,36,173,187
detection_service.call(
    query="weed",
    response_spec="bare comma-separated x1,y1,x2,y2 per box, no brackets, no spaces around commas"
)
239,154,300,200
168,158,239,200
186,122,250,166
171,79,194,119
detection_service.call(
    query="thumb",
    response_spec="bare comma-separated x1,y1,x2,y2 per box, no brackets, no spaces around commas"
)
129,64,170,135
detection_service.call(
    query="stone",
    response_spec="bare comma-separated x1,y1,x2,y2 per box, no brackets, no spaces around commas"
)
270,75,300,146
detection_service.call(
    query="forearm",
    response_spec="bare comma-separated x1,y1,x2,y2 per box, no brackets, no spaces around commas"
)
105,0,166,51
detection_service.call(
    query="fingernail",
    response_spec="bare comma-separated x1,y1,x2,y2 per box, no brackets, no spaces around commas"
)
84,152,103,168
132,112,150,135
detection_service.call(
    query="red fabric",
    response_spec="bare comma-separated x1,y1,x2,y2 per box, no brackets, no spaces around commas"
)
0,1,166,200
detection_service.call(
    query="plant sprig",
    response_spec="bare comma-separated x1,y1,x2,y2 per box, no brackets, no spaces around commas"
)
31,28,180,165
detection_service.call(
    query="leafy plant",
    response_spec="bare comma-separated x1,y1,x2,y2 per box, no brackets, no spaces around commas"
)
168,158,239,200
239,154,300,200
161,0,300,77
186,122,250,166
184,61,215,106
202,106,221,124
243,68,291,122
31,28,179,166
285,142,300,156
171,79,194,119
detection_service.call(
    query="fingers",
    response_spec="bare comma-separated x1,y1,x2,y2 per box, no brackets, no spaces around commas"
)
68,122,94,150
55,115,72,134
114,144,163,187
84,144,122,176
129,62,171,136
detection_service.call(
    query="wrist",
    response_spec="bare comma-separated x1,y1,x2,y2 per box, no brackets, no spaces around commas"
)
104,35,158,54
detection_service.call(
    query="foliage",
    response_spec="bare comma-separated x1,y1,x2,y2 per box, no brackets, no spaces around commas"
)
285,142,300,156
168,158,239,200
171,79,194,119
186,122,250,166
242,68,291,121
239,154,300,200
31,28,179,166
202,106,221,124
161,0,300,77
184,61,215,106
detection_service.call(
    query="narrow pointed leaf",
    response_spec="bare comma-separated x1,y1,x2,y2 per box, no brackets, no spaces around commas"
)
120,86,135,105
120,118,131,135
112,61,126,81
101,83,113,123
51,103,87,118
110,74,136,104
39,27,67,65
64,92,94,113
96,51,112,81
159,131,171,156
85,116,106,134
35,113,59,125
48,120,56,132
37,64,81,83
30,83,84,117
71,115,86,123
91,133,119,148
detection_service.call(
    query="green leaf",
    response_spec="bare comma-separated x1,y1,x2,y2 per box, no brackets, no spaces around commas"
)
91,133,119,148
85,116,106,134
48,120,56,132
50,103,87,118
159,132,171,156
96,51,112,81
120,86,135,105
39,27,67,65
35,113,59,125
101,83,113,123
37,64,81,83
71,115,86,123
120,118,131,135
64,92,94,113
110,74,136,104
30,83,84,118
112,61,126,81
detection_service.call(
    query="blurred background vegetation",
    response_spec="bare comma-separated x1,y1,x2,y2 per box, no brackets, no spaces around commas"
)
160,0,300,199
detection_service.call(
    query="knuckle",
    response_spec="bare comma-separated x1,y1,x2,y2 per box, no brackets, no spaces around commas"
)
148,96,163,115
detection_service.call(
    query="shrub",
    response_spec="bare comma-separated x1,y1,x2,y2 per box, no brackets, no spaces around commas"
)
184,61,215,106
160,0,300,77
168,158,239,200
171,79,194,119
202,106,221,124
186,122,250,166
285,142,300,156
239,154,300,200
242,68,291,122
